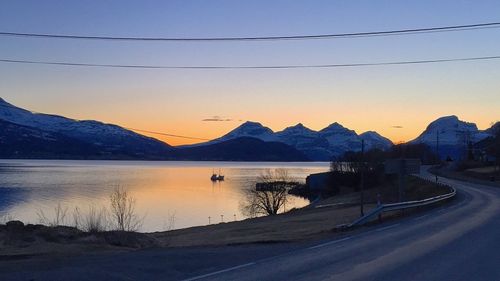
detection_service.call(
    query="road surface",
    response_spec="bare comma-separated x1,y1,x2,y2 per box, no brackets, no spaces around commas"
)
1,168,499,280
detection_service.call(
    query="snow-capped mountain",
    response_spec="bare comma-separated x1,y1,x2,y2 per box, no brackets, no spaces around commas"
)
318,122,363,157
411,115,490,146
275,123,321,148
411,115,492,160
0,98,171,157
275,123,331,160
198,120,394,160
212,121,278,143
360,131,393,150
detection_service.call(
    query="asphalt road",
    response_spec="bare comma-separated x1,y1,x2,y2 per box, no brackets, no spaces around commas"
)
1,168,499,281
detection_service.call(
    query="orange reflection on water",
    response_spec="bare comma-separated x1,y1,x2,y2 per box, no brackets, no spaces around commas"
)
1,160,329,231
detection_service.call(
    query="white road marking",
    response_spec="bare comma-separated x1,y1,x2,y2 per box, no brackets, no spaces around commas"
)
308,237,352,250
182,262,256,281
414,214,431,221
375,223,400,232
180,182,458,281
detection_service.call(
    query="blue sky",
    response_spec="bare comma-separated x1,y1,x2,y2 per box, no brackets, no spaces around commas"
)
1,1,499,144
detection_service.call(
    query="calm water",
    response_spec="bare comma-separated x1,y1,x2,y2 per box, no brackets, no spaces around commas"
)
0,160,329,232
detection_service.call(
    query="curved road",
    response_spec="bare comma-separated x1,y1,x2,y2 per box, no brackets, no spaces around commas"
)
1,168,499,280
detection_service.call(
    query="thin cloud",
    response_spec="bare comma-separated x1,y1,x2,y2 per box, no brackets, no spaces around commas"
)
392,125,403,128
202,116,233,122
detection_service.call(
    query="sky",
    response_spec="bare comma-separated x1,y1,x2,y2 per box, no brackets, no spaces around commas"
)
0,1,499,145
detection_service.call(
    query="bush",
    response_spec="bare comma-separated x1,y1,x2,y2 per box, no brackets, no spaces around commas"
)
109,187,144,232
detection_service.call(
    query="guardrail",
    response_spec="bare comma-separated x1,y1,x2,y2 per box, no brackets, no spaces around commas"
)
348,177,456,227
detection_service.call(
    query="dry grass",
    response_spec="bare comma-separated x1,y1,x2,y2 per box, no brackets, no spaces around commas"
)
151,175,450,247
151,203,370,247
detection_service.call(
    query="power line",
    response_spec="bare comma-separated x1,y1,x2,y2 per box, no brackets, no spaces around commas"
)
1,22,500,42
0,102,210,141
1,55,500,70
124,128,210,141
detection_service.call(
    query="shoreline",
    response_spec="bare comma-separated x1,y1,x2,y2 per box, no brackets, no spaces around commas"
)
0,175,451,258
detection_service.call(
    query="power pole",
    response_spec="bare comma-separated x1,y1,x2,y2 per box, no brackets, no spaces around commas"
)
399,143,406,203
399,158,406,203
436,130,440,184
360,139,365,217
436,130,440,162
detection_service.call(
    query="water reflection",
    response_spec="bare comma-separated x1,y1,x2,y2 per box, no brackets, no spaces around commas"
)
0,160,329,231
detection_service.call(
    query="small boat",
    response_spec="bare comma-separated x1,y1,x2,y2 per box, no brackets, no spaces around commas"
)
210,169,225,181
217,169,225,181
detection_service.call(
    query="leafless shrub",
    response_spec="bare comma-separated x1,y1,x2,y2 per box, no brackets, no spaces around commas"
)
72,207,82,230
241,169,297,217
162,212,176,231
0,213,14,224
109,187,144,232
77,205,108,233
36,203,68,226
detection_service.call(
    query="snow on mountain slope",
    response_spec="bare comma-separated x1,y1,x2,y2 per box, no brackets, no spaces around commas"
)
275,123,320,147
274,123,330,160
411,115,491,146
318,123,363,157
360,131,393,150
212,121,278,143
0,98,171,154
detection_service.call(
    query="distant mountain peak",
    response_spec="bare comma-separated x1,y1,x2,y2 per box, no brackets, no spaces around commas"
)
280,123,315,134
321,122,345,131
425,115,478,132
320,122,356,136
213,120,277,143
360,131,393,149
239,120,264,127
436,115,459,121
360,131,382,137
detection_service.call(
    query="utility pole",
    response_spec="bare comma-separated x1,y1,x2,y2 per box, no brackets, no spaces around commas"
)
436,130,440,184
360,139,365,217
436,130,440,162
399,158,406,202
399,143,406,203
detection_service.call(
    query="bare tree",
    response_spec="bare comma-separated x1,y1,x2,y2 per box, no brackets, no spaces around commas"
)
241,169,297,217
109,187,144,232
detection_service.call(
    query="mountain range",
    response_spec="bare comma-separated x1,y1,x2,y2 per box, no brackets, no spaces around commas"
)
0,98,307,161
0,97,496,161
194,121,393,160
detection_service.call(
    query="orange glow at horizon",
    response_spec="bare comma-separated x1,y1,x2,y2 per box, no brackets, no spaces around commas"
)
133,112,497,147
